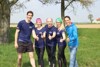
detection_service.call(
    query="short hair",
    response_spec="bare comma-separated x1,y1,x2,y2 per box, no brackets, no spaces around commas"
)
46,18,53,22
64,16,71,20
27,11,33,16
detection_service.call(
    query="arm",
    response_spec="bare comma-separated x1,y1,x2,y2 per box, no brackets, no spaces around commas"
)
48,32,56,40
41,31,46,38
51,32,56,38
69,26,78,41
62,32,66,41
48,27,56,40
14,29,20,48
60,31,66,42
32,30,39,40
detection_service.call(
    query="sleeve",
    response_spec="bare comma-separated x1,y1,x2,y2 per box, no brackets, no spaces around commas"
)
32,23,35,31
53,27,57,33
69,26,78,41
43,25,48,34
42,27,46,32
16,21,22,30
61,30,65,33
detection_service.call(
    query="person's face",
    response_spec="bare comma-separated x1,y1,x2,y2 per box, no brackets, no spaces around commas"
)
27,13,33,21
64,17,71,26
36,22,42,27
56,22,61,28
48,22,53,28
46,18,53,28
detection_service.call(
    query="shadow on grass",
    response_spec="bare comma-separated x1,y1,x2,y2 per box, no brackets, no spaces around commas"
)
44,59,49,67
56,61,69,67
22,59,49,67
67,62,70,67
22,62,31,67
0,50,3,54
9,27,16,43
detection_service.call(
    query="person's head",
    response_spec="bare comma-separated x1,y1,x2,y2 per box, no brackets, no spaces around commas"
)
26,11,34,21
64,16,71,26
56,18,62,28
46,18,53,28
36,18,42,27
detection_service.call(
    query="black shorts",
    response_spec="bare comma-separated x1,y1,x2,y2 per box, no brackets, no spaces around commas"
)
17,41,34,53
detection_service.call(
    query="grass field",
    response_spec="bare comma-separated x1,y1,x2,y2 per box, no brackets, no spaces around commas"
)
0,28,100,67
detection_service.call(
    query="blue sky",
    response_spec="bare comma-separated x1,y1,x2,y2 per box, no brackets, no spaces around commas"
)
10,0,100,23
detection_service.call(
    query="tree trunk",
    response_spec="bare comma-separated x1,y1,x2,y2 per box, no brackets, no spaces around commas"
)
0,3,10,44
91,20,92,23
61,0,65,19
61,0,65,26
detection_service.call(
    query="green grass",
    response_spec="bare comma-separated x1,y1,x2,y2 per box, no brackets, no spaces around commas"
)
0,28,100,67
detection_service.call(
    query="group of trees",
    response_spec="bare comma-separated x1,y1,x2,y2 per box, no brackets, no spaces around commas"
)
0,0,95,44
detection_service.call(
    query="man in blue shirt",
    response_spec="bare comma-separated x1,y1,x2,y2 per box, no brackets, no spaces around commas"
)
14,11,36,67
64,16,78,67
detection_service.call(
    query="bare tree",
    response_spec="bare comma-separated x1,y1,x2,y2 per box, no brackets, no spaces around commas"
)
38,0,94,19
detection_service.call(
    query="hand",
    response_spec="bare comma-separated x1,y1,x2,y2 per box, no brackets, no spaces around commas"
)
48,34,52,40
33,44,35,49
36,35,39,41
60,39,63,42
14,42,18,49
67,38,70,42
41,35,44,38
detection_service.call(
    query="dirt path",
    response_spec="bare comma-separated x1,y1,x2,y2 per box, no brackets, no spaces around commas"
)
76,24,100,28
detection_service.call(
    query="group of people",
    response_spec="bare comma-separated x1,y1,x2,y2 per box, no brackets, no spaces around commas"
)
14,11,79,67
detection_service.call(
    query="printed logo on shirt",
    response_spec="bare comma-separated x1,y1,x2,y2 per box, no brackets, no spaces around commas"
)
39,32,42,35
49,31,52,34
19,39,24,42
57,32,60,35
29,26,32,29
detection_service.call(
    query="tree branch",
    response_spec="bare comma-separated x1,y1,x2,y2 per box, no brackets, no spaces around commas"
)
0,0,4,4
64,0,74,10
70,3,77,15
38,0,45,4
9,0,18,7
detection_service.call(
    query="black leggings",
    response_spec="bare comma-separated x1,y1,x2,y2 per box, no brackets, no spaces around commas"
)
58,45,67,67
35,47,45,67
46,45,56,67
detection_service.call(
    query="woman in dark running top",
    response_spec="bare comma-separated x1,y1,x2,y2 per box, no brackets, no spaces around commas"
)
34,18,46,67
56,18,67,67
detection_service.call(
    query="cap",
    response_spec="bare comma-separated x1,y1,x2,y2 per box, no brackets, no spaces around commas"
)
36,18,42,24
56,18,62,23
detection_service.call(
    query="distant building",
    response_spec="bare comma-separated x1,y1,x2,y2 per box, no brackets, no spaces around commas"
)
93,18,100,23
